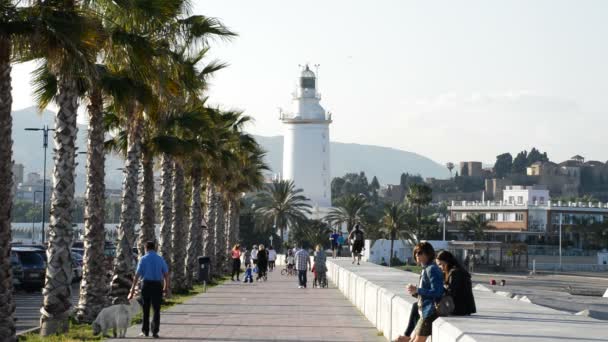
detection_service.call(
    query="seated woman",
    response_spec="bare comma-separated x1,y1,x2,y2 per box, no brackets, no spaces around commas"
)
406,242,444,342
396,249,476,342
436,250,476,316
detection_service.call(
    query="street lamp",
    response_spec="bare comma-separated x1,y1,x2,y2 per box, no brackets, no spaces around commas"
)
437,215,447,241
32,190,43,241
24,126,55,244
559,213,563,271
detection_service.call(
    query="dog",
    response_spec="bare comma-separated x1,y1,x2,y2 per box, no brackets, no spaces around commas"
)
92,297,142,338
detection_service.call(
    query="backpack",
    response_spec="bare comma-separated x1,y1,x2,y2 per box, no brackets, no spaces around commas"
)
353,229,364,241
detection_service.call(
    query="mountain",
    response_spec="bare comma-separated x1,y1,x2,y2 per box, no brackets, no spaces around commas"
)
253,135,449,183
10,106,449,196
11,107,125,194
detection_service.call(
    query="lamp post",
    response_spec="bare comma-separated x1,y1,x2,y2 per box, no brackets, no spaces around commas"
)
437,215,447,241
32,190,43,242
25,126,54,244
559,213,563,271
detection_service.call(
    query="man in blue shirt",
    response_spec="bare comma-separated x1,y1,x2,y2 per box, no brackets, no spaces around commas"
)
128,241,170,338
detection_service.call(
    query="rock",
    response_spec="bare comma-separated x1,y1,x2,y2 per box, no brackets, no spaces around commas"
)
474,284,494,292
495,291,514,298
519,296,531,303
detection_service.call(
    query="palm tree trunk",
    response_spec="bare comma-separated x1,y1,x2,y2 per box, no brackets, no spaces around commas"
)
40,77,79,336
109,114,143,304
203,182,216,275
138,149,155,257
0,33,16,342
75,88,108,323
158,153,173,271
214,197,226,277
185,168,202,289
233,202,240,246
171,162,187,292
389,231,395,267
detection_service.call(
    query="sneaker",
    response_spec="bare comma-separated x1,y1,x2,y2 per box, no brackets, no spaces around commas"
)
139,332,149,337
298,285,303,289
153,333,160,338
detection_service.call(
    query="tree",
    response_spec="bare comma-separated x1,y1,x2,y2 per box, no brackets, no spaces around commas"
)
511,151,528,174
405,184,433,238
526,147,549,165
326,194,369,233
290,219,331,250
494,153,513,178
0,1,19,338
379,203,415,266
369,176,380,203
446,162,455,178
21,1,102,334
255,180,312,247
459,214,491,241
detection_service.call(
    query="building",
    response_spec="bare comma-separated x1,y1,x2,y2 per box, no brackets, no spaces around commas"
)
12,163,24,185
484,178,512,201
281,65,332,208
459,161,483,177
448,185,608,246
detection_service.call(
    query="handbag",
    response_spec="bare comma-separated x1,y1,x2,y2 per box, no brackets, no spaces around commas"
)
435,294,455,316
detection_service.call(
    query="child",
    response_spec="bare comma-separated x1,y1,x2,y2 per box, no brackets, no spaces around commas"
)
312,264,318,288
243,264,254,283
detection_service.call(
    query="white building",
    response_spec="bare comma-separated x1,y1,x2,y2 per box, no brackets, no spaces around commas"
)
449,185,608,246
281,65,332,208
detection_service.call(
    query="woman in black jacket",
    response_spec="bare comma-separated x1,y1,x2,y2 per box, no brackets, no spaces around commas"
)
256,244,269,281
436,250,476,315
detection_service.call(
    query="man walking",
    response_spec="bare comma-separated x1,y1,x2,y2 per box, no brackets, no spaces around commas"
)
128,241,170,338
294,246,311,288
348,223,365,265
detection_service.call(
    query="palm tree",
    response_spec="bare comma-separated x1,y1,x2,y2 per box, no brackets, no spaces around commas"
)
446,162,455,178
405,184,433,239
326,194,369,233
459,214,491,241
255,180,312,247
379,203,416,266
0,1,20,339
290,219,331,250
21,2,101,334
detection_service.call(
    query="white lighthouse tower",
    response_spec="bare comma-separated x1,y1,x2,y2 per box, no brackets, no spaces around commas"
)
281,65,332,209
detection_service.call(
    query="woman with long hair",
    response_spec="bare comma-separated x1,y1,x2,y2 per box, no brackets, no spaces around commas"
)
256,244,269,281
436,251,476,316
231,244,242,281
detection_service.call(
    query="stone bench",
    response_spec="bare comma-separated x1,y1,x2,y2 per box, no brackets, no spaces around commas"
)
325,259,608,342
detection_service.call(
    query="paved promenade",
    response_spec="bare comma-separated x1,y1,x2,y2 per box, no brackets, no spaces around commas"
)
107,268,384,342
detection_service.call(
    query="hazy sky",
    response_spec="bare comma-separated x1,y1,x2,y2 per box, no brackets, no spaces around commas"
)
11,0,608,165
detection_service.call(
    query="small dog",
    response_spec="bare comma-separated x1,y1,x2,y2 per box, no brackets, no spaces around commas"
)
92,297,142,338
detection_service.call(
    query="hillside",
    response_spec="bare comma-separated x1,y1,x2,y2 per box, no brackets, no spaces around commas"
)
253,135,449,183
11,107,449,196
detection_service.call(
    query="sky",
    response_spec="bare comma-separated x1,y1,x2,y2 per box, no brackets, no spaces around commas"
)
11,0,608,165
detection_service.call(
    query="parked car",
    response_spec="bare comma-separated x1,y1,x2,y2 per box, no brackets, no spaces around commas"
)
71,252,83,281
10,251,23,290
12,247,46,291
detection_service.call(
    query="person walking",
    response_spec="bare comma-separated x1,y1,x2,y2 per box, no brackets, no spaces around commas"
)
243,247,252,268
294,246,311,288
267,246,277,271
348,223,365,265
251,245,259,265
313,244,327,287
256,244,269,281
436,251,476,315
128,241,170,339
330,230,340,258
231,244,242,281
337,232,345,257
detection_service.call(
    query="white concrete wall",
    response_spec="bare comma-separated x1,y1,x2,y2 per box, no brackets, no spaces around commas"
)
325,259,608,342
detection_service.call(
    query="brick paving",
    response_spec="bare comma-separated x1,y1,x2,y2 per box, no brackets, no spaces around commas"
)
106,268,384,342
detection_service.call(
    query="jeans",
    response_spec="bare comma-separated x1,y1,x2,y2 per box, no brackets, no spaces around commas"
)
404,302,420,336
231,258,241,280
141,280,163,336
298,270,307,287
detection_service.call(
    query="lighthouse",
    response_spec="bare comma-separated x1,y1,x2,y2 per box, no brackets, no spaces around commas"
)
281,65,332,209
